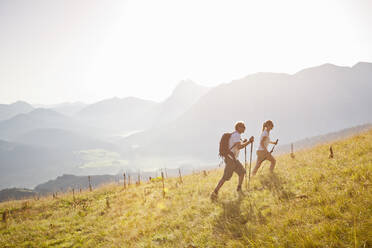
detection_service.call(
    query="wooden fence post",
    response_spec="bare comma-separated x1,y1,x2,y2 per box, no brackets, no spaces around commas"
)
178,168,183,184
128,174,131,186
203,170,208,177
2,210,8,223
329,146,334,159
106,196,110,208
290,143,295,158
72,188,75,200
123,173,126,189
88,176,92,192
137,172,141,186
161,172,165,198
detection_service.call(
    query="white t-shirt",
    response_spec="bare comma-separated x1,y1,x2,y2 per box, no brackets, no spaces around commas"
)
257,130,269,151
229,131,241,158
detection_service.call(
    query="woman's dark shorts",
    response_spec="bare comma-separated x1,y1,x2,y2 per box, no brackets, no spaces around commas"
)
222,156,246,181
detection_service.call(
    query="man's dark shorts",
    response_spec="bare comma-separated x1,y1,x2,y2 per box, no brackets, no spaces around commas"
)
222,156,246,181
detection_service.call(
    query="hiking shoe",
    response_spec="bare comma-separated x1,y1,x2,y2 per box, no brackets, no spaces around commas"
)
210,192,218,202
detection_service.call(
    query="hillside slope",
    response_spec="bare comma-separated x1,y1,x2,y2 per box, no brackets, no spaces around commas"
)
0,130,371,247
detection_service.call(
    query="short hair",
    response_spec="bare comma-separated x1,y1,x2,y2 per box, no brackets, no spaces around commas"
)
235,121,246,131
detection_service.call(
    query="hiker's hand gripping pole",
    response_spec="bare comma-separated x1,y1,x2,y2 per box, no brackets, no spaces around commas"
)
270,139,279,154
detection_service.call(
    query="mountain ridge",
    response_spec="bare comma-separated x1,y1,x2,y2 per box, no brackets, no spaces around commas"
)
118,62,372,167
0,101,34,122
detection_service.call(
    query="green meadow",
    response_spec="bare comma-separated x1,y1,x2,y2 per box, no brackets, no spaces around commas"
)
1,130,371,247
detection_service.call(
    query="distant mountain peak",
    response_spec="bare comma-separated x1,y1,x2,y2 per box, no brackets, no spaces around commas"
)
171,80,208,97
175,79,200,88
11,101,32,107
176,79,197,87
353,61,372,67
294,63,351,76
352,61,372,71
0,101,34,122
293,61,372,77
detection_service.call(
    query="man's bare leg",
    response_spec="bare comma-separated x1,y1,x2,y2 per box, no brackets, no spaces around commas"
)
238,173,244,188
213,178,226,194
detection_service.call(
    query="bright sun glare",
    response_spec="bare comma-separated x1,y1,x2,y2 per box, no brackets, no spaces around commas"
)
0,0,371,104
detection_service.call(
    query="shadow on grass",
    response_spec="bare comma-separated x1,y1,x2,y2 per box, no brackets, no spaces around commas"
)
212,174,296,241
257,173,296,201
212,194,266,240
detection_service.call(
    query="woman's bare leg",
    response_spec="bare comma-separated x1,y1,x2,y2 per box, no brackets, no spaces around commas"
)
267,154,276,172
252,159,264,176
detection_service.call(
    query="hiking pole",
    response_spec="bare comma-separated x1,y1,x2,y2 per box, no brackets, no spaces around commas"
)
241,138,248,190
248,141,253,189
270,139,279,154
244,145,247,190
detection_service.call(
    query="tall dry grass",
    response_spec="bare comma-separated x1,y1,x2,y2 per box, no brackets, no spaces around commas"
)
1,130,371,247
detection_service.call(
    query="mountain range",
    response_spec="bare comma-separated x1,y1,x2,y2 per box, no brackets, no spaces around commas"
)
0,108,98,141
118,62,372,166
1,62,371,189
0,101,34,122
0,80,209,189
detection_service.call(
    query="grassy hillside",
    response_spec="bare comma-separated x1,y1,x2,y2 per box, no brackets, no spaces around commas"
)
1,130,372,247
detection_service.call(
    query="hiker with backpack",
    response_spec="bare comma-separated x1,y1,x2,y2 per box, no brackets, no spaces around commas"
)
211,121,254,200
252,120,278,176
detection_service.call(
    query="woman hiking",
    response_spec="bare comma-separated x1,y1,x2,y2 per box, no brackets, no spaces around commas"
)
252,120,278,176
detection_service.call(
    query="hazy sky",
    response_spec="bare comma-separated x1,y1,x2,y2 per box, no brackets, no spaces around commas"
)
1,0,371,104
